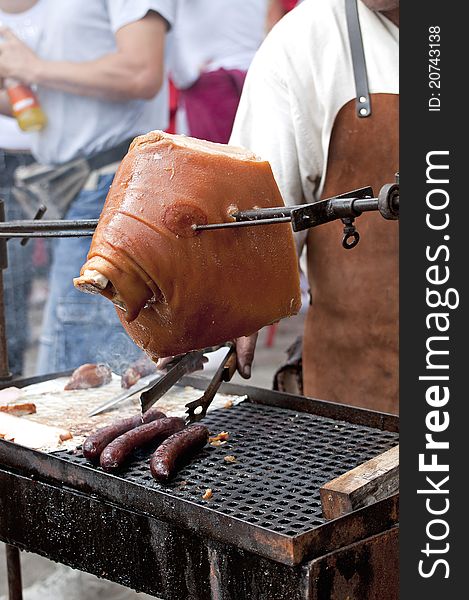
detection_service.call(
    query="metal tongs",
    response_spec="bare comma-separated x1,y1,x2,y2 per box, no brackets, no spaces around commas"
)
184,343,237,424
89,343,237,423
88,372,161,417
88,347,211,417
141,342,237,424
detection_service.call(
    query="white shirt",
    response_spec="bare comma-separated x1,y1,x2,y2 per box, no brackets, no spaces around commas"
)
0,0,47,151
170,0,268,90
230,0,399,234
31,0,175,165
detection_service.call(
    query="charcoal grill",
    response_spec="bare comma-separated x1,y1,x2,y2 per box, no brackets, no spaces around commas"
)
1,373,399,600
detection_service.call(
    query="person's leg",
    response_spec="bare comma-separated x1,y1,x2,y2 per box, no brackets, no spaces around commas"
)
0,150,34,375
36,173,142,375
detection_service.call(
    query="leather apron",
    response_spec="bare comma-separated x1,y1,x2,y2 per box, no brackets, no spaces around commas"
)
303,93,399,414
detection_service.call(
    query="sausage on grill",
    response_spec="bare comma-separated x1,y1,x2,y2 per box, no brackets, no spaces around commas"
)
150,424,209,482
100,417,185,471
82,407,166,461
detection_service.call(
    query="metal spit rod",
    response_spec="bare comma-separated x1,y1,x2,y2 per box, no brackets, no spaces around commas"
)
0,183,398,239
0,219,98,231
2,231,95,238
0,218,97,238
194,194,383,231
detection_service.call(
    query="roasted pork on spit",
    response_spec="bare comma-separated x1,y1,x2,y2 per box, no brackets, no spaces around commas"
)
74,131,301,359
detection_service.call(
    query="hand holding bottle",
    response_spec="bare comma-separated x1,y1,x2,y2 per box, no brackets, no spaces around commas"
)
0,25,46,131
0,25,41,84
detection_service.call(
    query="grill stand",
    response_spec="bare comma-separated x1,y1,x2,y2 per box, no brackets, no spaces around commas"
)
0,467,398,600
0,200,12,381
0,199,23,600
0,373,399,599
5,544,23,600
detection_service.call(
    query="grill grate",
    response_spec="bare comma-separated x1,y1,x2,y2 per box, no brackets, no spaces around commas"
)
55,400,398,537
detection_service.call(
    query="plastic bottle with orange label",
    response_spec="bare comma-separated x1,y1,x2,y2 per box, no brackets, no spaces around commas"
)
5,78,47,132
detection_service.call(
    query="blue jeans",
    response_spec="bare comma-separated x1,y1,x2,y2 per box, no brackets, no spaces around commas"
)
0,150,35,375
36,173,142,374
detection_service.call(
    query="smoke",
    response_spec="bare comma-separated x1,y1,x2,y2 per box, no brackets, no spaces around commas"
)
94,330,145,375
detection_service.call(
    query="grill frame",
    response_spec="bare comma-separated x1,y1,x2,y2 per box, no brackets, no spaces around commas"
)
0,374,398,566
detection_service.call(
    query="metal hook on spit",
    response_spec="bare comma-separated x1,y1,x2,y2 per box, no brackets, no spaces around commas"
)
341,218,360,250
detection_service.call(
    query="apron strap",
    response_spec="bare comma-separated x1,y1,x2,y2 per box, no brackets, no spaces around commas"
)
345,0,371,118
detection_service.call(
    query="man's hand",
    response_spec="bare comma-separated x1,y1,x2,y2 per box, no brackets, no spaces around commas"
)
157,334,259,380
235,333,259,379
0,27,42,84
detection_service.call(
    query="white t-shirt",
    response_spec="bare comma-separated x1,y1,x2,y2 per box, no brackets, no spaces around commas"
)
170,0,268,90
230,0,399,234
31,0,175,165
0,0,47,151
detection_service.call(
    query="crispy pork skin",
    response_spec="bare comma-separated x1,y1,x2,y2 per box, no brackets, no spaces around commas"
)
74,131,301,358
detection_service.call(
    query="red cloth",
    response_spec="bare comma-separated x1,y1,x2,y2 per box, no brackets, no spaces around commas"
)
281,0,298,11
166,79,179,134
181,68,247,144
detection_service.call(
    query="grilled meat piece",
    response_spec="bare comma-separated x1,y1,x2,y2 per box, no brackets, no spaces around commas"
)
121,356,158,389
64,363,112,390
0,403,36,416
